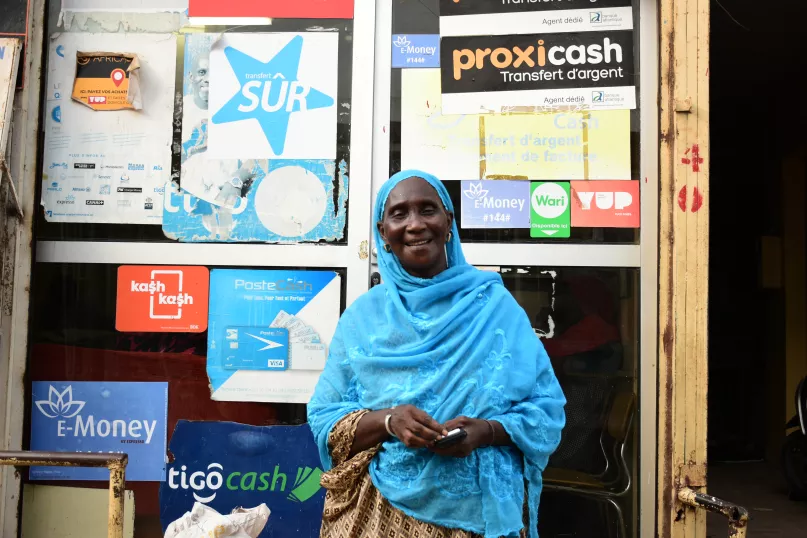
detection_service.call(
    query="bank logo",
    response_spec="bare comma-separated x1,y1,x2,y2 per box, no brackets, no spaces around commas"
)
592,91,605,102
591,12,602,23
35,386,85,419
51,105,61,123
56,45,65,58
167,462,322,504
211,36,335,155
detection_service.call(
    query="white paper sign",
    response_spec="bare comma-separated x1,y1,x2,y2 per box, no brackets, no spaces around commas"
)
41,33,176,224
206,33,338,160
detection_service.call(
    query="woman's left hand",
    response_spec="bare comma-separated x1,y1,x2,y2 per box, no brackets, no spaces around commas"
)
428,416,490,458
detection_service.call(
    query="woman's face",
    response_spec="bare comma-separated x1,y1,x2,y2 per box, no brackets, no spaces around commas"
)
378,177,454,279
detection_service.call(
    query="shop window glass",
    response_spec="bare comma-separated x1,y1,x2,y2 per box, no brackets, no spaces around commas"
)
390,0,641,245
36,5,354,244
27,262,346,536
499,266,640,537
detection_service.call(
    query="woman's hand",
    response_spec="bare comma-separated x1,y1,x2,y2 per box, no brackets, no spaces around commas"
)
428,416,497,458
388,405,446,449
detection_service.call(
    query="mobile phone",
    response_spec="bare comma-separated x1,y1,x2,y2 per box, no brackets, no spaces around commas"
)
433,428,467,448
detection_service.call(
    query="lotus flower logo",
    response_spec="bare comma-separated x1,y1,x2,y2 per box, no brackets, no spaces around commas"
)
35,386,85,419
393,36,411,49
463,182,488,200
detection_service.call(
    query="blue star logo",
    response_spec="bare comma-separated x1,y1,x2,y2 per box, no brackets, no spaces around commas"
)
211,36,334,156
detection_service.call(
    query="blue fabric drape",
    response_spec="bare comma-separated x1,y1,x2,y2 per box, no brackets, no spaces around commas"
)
308,170,566,538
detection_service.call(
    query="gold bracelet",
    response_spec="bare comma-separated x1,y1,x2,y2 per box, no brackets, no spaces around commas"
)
484,419,495,446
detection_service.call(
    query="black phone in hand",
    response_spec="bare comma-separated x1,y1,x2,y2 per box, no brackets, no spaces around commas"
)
433,428,467,448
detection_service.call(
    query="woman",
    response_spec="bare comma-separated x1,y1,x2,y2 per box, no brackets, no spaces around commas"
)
308,170,566,538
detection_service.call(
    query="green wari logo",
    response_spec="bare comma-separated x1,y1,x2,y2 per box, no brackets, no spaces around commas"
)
530,182,571,238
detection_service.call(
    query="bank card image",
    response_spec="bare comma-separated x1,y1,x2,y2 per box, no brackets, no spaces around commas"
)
223,326,289,371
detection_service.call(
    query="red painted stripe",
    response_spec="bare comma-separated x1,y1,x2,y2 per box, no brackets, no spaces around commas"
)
189,0,354,19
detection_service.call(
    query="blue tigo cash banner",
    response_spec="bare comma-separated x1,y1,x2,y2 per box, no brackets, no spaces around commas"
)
160,421,325,538
207,269,342,403
30,382,168,481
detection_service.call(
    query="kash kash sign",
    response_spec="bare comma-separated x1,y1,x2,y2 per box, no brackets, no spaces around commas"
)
571,180,640,228
116,266,209,333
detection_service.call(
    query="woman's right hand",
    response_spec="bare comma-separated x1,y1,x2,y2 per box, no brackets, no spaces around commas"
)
388,405,446,448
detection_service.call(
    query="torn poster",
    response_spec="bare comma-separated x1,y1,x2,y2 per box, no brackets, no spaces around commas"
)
171,33,344,242
41,33,176,224
162,159,348,242
71,52,141,111
401,69,630,181
206,269,341,403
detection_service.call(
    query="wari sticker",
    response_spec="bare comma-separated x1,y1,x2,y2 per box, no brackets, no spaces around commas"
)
530,181,571,238
207,269,341,403
159,421,325,538
30,382,168,481
71,52,142,111
461,180,530,229
440,31,636,114
571,180,640,228
439,0,632,36
116,266,209,333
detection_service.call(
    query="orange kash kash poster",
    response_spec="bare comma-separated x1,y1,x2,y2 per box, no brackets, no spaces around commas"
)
116,266,209,332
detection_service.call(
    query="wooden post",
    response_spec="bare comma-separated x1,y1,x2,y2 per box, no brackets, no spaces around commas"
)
658,0,710,536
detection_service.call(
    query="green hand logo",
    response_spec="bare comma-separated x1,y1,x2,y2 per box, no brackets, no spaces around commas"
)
287,467,323,503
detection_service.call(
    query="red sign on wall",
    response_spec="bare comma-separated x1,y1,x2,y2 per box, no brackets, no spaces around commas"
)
189,0,354,19
570,181,640,228
116,266,209,333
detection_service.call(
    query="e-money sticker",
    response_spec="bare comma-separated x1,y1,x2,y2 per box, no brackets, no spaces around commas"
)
30,382,168,481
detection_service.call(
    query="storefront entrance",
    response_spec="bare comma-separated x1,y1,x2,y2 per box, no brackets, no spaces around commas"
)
2,0,666,537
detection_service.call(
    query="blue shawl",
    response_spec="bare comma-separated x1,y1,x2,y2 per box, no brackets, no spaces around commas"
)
308,170,566,538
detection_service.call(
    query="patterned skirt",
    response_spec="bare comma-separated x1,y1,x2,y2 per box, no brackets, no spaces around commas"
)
318,410,527,538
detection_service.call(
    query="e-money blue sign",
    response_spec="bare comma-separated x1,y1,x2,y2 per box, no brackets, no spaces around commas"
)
461,180,531,229
392,35,440,68
159,421,326,538
30,382,168,481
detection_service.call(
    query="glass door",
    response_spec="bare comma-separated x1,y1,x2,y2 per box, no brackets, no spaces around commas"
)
370,1,658,536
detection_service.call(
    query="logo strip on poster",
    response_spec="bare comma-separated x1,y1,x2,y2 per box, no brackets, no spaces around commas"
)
440,4,633,37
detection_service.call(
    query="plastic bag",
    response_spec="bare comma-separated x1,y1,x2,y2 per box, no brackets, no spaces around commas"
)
164,502,271,538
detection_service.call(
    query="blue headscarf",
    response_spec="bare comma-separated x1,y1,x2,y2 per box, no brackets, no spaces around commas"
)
308,170,566,538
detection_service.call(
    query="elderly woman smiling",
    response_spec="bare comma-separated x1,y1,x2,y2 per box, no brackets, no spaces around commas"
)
308,171,566,538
